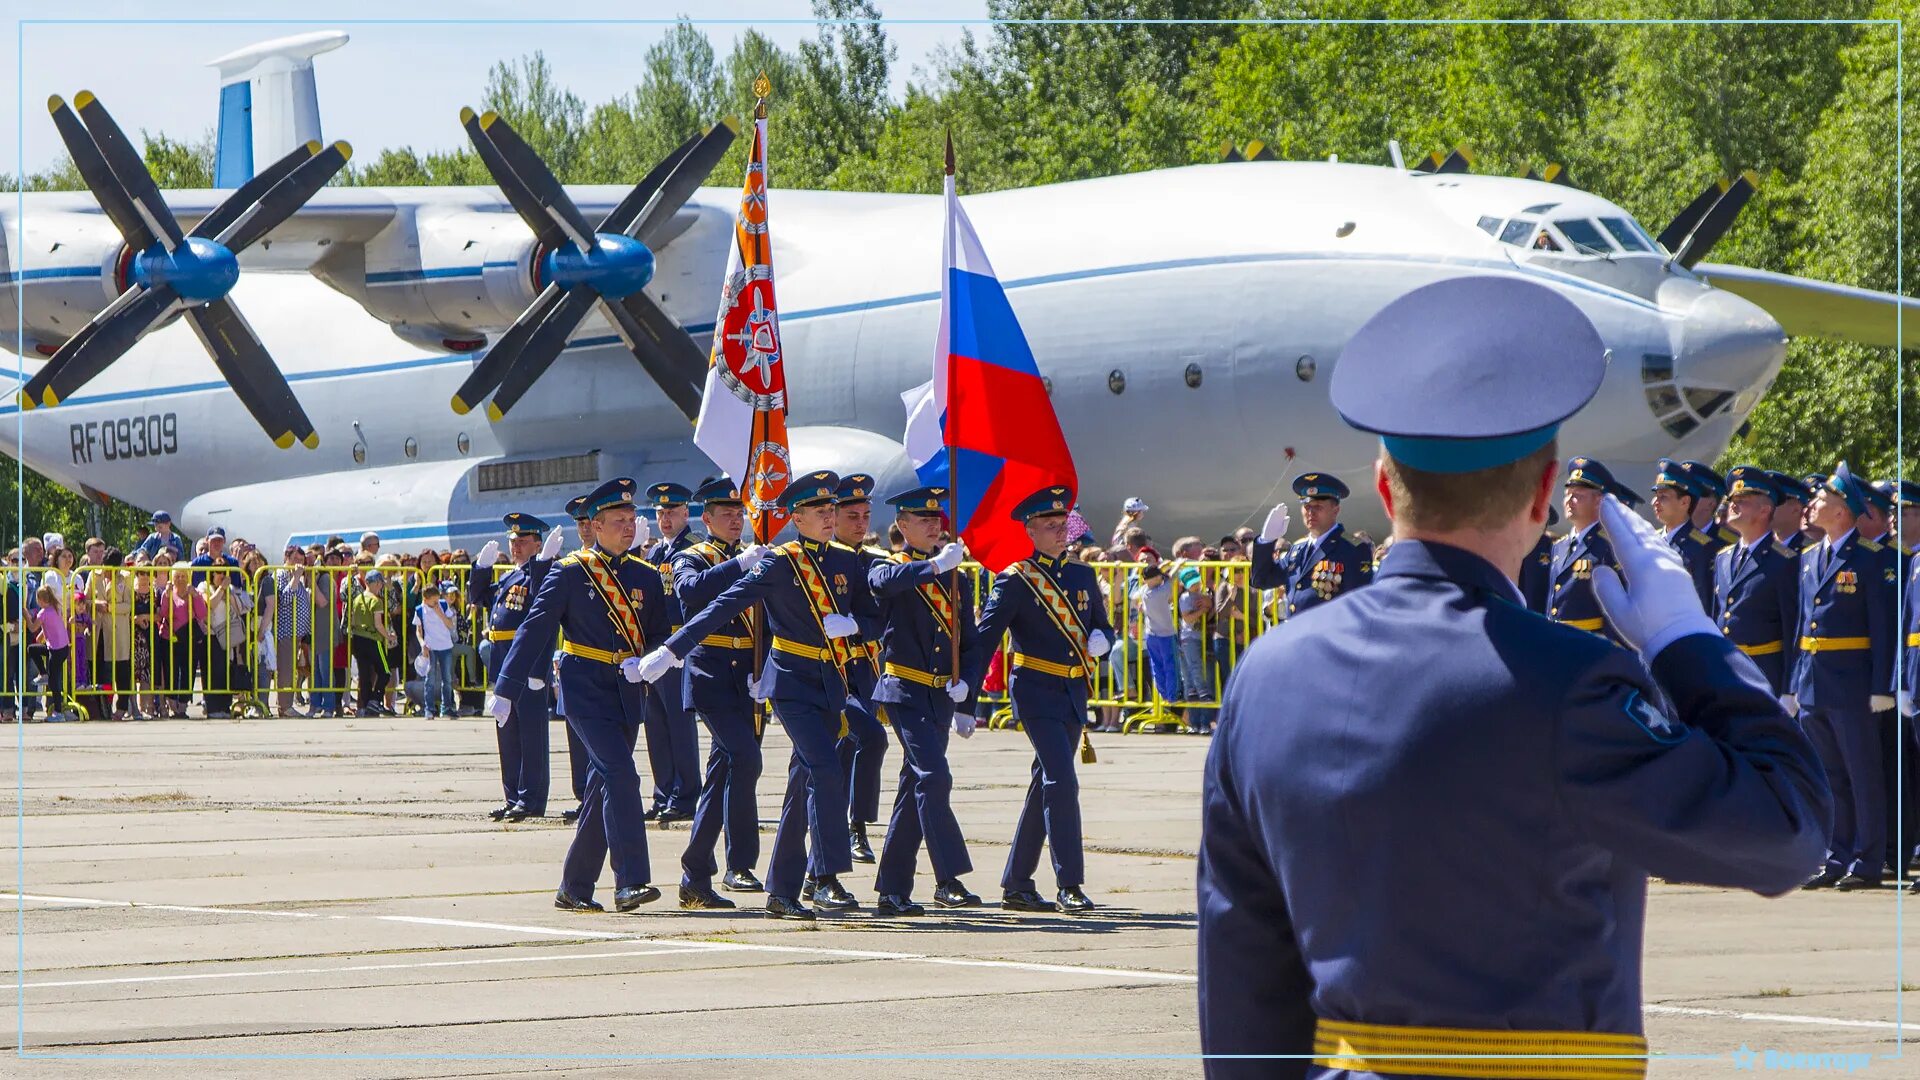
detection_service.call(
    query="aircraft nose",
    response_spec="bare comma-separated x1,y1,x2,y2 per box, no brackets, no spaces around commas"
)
1673,286,1785,397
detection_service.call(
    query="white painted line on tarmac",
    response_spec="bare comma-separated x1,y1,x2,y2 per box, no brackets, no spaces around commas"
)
15,947,694,990
1645,1003,1920,1034
374,914,638,940
1,892,331,919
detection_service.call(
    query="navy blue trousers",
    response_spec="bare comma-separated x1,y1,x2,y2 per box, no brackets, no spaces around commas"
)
1806,707,1886,879
835,696,890,824
560,709,652,899
563,707,587,802
874,702,972,896
1003,715,1085,891
767,698,853,899
496,689,551,815
644,671,700,815
680,705,764,887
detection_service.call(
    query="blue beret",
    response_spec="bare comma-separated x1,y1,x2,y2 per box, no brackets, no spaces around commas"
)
1825,461,1871,517
1724,466,1778,503
583,477,638,517
1011,485,1075,522
1679,461,1725,499
835,473,876,504
1652,458,1701,497
1566,456,1642,507
693,478,743,507
565,496,590,522
1330,276,1607,473
1292,472,1349,500
503,512,549,537
645,482,693,509
784,471,841,510
888,485,949,513
1766,471,1811,503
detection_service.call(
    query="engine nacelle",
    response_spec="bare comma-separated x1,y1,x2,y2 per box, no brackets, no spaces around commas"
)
0,210,123,357
340,208,542,349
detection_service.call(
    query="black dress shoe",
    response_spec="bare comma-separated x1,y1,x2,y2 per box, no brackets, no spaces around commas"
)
1001,888,1058,913
657,808,693,824
1802,868,1845,889
614,884,662,912
1058,885,1096,913
503,805,530,822
1909,878,1920,894
554,890,604,913
813,876,859,912
643,806,661,821
876,894,925,917
934,879,982,908
562,807,581,824
722,869,764,893
679,884,737,910
1835,873,1883,892
850,822,877,863
765,895,816,920
488,805,512,821
801,875,817,901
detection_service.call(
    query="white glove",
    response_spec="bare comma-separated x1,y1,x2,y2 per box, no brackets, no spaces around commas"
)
1871,694,1896,713
1085,629,1112,658
946,678,970,703
952,712,977,739
620,656,645,684
486,693,512,727
748,677,768,703
1591,494,1716,659
636,646,681,684
1901,691,1916,718
526,677,544,691
540,526,565,561
1780,693,1801,718
930,542,965,573
821,613,859,639
631,515,652,552
734,543,771,570
1259,502,1289,544
474,541,500,569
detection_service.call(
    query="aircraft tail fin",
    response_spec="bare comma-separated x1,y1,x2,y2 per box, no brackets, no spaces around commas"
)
206,30,347,188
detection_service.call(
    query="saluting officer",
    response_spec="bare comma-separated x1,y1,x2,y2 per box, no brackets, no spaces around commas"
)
1767,471,1814,552
1712,467,1801,697
1249,473,1374,617
1791,462,1899,891
1650,458,1717,610
1549,457,1638,642
1198,276,1830,1077
829,472,892,864
964,485,1113,915
469,513,565,821
493,478,673,913
868,485,979,916
1518,506,1559,614
639,482,701,823
671,477,775,909
639,472,878,920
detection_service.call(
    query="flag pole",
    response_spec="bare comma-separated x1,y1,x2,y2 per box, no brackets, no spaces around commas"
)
750,76,772,738
944,130,961,687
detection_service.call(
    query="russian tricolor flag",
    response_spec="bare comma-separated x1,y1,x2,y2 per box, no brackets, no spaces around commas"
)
903,148,1077,572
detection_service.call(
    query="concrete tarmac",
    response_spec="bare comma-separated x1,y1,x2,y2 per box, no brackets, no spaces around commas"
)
0,713,1912,1077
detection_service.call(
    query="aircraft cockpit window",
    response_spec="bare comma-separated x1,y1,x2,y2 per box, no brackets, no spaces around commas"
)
1522,203,1560,214
1498,218,1536,246
1556,218,1615,256
1476,215,1502,236
1531,230,1562,252
1599,216,1654,253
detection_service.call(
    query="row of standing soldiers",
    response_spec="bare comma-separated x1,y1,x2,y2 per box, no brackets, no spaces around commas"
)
477,471,1115,918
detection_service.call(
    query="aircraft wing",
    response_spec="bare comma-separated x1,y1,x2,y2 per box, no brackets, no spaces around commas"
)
1695,262,1920,350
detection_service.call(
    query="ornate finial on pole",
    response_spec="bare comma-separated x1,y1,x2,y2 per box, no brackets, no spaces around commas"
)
753,72,770,119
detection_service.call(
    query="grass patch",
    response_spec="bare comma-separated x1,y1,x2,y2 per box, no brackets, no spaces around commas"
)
1756,987,1794,998
108,790,194,804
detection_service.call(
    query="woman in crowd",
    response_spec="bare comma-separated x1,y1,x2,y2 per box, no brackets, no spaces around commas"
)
161,563,208,718
94,553,135,720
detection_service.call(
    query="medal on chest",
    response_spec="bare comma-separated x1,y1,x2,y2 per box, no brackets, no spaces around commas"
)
1835,570,1856,595
1312,559,1344,600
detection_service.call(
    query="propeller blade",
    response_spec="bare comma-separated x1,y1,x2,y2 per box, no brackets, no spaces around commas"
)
73,91,185,250
1543,163,1572,187
1674,170,1758,269
1218,141,1243,163
474,111,596,250
1412,150,1443,173
1244,140,1274,162
46,95,153,250
1522,166,1541,181
186,298,317,448
449,282,565,414
484,288,601,420
460,106,566,252
192,141,319,241
1434,146,1472,174
217,141,352,254
1656,178,1729,253
599,293,705,420
634,117,739,246
27,284,178,408
598,133,697,237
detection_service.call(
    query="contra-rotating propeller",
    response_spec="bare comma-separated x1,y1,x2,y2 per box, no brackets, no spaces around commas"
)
22,92,348,449
449,109,738,422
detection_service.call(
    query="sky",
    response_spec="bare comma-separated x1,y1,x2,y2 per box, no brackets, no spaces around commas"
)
6,1,992,178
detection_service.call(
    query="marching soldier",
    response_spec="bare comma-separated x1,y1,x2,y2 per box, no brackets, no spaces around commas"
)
641,482,701,823
830,473,891,864
1791,463,1898,891
493,478,672,913
1518,506,1559,614
1549,457,1638,643
868,485,979,915
671,478,775,908
1679,460,1739,551
1198,275,1830,1076
555,495,594,825
469,513,564,821
1249,473,1374,617
1901,499,1920,893
1650,458,1716,610
1767,471,1813,552
1712,467,1801,698
963,485,1113,914
639,471,878,920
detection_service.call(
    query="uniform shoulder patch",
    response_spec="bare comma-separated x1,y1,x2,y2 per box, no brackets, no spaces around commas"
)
1772,542,1795,559
829,541,857,553
862,544,891,559
1860,538,1884,553
1624,690,1686,745
557,554,581,568
1690,528,1713,545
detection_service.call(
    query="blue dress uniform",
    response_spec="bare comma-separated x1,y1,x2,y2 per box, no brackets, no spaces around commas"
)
557,496,591,810
963,486,1114,907
470,513,555,818
664,472,880,911
1711,469,1801,696
1248,473,1374,616
641,482,701,821
827,473,890,857
1653,459,1717,611
1199,276,1832,1078
671,478,764,894
1790,462,1899,887
1549,458,1637,643
1676,461,1740,554
1518,507,1558,614
870,486,980,905
496,479,673,909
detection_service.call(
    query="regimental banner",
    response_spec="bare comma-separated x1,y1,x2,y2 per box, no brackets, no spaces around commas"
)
694,93,792,544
